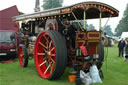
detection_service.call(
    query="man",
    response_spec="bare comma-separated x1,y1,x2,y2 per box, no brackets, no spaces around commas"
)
118,38,126,57
125,38,128,56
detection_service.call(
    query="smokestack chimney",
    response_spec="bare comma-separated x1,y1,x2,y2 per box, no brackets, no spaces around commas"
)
34,0,40,12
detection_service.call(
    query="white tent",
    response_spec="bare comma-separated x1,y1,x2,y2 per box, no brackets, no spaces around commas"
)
121,32,128,39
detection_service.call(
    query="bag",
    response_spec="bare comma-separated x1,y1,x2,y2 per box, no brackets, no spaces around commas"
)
89,65,102,83
80,70,92,85
123,54,128,61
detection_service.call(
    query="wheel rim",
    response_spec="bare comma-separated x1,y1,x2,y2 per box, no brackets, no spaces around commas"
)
34,32,56,79
18,46,24,67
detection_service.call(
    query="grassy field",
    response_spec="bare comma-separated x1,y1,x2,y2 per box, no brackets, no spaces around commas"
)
0,44,128,85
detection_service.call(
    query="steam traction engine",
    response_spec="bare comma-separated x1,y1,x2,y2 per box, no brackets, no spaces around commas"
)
13,2,119,80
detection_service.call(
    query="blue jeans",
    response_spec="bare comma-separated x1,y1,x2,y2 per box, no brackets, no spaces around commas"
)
125,47,128,55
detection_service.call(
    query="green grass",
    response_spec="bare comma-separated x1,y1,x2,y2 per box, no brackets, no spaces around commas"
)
0,44,128,85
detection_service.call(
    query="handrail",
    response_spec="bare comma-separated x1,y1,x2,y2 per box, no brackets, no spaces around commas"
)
72,12,84,31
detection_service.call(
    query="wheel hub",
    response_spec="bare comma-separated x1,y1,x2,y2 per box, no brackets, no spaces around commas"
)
47,51,51,56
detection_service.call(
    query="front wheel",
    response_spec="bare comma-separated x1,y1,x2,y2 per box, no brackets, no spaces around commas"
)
34,30,67,80
18,44,28,67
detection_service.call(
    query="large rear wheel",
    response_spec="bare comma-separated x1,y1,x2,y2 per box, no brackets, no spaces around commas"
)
34,30,67,80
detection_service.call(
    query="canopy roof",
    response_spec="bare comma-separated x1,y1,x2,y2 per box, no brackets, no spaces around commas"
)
13,1,119,21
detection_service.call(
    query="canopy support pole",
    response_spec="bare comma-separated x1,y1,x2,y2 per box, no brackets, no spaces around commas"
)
31,22,33,33
84,10,86,30
99,12,102,31
102,15,112,31
72,12,84,31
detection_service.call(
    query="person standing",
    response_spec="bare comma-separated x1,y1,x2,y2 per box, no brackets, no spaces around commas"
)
118,38,126,57
125,38,128,56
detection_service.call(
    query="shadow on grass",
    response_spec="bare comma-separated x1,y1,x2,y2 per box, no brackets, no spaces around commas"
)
21,59,71,84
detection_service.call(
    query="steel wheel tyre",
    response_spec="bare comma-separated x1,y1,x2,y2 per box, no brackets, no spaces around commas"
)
18,44,28,67
34,30,67,80
97,41,104,69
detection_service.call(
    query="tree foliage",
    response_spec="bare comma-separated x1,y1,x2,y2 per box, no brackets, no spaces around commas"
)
42,0,63,10
115,3,128,36
104,25,113,36
87,24,95,31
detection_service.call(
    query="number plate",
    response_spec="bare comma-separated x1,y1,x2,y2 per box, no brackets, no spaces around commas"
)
0,53,7,56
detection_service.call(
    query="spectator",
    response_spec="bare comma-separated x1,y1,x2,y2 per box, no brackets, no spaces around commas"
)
118,38,126,57
125,38,128,56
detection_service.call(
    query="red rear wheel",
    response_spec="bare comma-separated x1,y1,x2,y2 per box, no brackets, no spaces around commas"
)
34,30,67,80
18,44,28,67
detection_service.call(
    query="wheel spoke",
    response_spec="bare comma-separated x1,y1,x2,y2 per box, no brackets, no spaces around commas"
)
43,48,47,52
20,51,24,57
46,42,49,50
44,64,50,74
39,60,47,67
43,57,47,60
50,47,55,52
20,54,24,58
39,42,48,49
37,53,45,56
51,58,55,63
51,54,55,56
50,59,55,73
50,64,54,73
44,35,49,48
22,55,24,58
49,40,52,49
20,54,23,57
44,35,49,43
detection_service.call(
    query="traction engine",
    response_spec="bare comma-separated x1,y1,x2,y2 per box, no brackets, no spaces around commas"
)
13,2,119,80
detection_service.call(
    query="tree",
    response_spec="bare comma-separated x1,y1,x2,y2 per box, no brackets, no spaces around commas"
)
115,3,128,36
42,0,63,10
87,24,95,31
103,25,113,36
